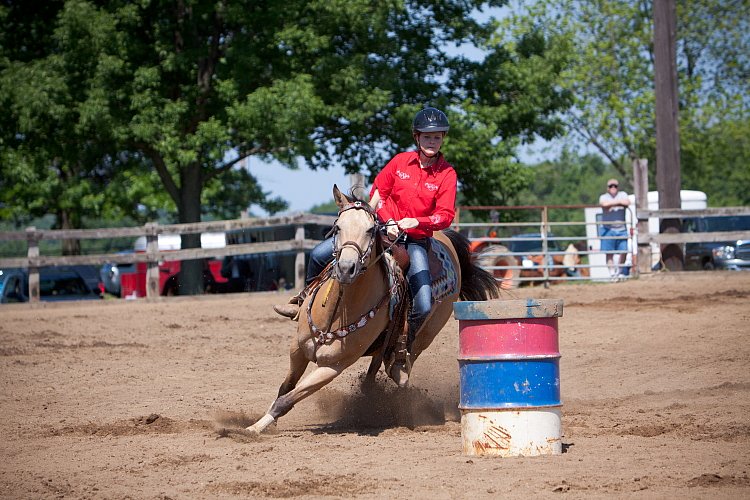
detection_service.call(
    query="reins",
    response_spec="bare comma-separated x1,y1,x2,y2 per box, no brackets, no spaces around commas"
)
307,199,406,345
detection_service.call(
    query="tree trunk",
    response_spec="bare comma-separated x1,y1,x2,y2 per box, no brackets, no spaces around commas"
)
60,209,81,256
178,164,205,296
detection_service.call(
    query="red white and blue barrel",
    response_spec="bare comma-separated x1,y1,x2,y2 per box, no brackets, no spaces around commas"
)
453,298,563,457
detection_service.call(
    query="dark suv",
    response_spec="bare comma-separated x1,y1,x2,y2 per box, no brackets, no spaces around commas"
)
683,215,750,270
0,266,103,303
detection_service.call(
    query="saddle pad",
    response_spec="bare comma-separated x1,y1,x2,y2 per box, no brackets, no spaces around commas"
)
429,238,457,301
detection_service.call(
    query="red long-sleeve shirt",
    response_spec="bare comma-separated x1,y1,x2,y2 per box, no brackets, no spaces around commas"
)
370,151,457,239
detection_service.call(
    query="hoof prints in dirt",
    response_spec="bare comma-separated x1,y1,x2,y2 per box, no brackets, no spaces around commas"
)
46,414,212,437
565,383,750,441
206,473,377,498
687,473,750,488
573,288,750,312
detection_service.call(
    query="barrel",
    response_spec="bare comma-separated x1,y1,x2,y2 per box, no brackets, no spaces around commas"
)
453,298,563,457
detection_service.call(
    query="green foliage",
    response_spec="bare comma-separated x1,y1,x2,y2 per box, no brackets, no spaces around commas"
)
309,200,339,215
517,151,619,207
681,116,750,206
1,0,575,288
509,0,750,207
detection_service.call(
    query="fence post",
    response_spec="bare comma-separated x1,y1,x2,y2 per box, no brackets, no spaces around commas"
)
26,227,40,303
145,222,160,299
294,224,306,291
633,159,651,275
541,207,550,288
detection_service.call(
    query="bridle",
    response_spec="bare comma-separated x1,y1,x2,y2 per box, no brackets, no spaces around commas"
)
331,200,380,279
307,199,403,345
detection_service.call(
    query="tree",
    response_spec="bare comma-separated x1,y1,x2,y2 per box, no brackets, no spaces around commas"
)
0,0,120,253
2,0,572,293
507,0,750,204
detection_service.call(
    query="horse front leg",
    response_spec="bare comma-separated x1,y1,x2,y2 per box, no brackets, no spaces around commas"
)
276,344,309,398
247,365,343,434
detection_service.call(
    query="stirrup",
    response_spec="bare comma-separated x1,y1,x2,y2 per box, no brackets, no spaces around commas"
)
288,291,305,305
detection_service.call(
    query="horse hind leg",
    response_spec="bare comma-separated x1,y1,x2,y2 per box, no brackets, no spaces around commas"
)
247,364,345,434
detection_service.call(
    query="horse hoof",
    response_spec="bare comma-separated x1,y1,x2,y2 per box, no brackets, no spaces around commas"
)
246,414,275,435
389,362,410,388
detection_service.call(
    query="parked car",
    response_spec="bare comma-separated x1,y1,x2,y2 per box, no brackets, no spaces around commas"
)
0,268,28,303
683,215,750,270
0,267,103,303
100,253,135,297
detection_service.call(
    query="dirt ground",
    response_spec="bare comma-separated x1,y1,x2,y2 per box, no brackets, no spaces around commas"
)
1,271,749,499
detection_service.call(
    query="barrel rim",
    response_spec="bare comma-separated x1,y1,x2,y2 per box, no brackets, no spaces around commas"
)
459,403,564,410
453,298,564,320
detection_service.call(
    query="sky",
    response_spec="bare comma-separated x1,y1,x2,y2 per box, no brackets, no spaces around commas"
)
246,159,351,215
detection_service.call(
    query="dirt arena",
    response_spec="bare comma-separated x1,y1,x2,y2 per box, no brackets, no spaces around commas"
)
1,271,749,499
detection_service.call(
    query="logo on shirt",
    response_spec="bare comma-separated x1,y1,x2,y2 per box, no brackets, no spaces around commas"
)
429,214,442,225
424,182,438,192
396,170,410,180
376,200,384,210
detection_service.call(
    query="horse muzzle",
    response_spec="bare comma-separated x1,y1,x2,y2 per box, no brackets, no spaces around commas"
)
333,257,362,285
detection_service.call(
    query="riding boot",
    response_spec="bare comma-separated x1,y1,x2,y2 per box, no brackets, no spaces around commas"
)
273,291,305,320
406,317,425,353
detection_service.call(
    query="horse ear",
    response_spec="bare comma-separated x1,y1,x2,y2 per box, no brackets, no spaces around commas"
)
333,184,346,208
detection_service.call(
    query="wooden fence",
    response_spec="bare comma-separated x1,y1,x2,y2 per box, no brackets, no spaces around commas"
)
1,205,748,302
0,213,335,302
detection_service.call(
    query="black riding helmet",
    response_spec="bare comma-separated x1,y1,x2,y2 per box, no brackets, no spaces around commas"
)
413,107,449,157
412,107,450,134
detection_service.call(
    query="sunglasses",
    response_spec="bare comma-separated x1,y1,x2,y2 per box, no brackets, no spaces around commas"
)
608,184,619,188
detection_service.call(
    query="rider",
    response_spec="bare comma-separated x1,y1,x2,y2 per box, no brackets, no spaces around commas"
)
273,107,458,355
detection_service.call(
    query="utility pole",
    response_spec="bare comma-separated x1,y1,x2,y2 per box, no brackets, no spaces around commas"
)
653,0,683,270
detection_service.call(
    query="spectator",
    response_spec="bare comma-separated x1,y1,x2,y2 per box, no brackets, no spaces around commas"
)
599,179,631,280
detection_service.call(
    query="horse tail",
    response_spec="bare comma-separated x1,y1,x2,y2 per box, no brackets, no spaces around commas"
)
443,229,500,302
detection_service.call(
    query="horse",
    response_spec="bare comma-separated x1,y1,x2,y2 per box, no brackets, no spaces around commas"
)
247,185,499,434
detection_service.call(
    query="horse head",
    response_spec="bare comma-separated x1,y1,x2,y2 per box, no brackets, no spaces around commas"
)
331,184,378,284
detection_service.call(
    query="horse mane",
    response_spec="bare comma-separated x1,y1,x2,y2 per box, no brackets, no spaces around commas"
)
443,230,500,301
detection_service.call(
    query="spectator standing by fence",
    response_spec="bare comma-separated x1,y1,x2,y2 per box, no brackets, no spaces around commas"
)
599,179,631,280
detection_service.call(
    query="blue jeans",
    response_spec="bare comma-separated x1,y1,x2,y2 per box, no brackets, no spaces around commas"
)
404,237,432,341
306,237,335,285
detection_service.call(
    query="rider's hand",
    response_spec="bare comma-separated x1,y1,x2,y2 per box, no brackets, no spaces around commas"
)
386,219,399,240
397,218,419,230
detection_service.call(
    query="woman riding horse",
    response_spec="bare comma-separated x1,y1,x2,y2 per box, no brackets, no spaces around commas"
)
249,185,499,434
274,107,457,379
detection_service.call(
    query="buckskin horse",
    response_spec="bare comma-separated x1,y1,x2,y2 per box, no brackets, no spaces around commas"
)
247,185,499,434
